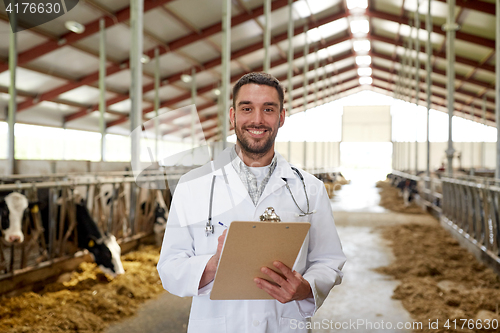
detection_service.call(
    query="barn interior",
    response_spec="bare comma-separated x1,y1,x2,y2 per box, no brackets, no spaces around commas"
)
0,0,499,332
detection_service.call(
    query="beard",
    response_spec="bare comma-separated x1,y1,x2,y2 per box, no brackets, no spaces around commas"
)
234,122,278,157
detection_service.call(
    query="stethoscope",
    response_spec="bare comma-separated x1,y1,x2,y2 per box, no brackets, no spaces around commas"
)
205,166,315,236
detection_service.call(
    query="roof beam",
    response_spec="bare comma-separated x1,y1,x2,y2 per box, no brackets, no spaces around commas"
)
71,10,350,125
371,70,495,118
435,0,495,16
371,63,495,110
370,50,495,94
0,0,176,73
366,8,495,49
369,32,495,73
19,0,303,115
105,33,352,128
372,81,495,125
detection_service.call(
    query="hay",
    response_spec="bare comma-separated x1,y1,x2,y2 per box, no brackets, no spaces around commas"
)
0,246,165,333
376,180,425,214
377,223,500,332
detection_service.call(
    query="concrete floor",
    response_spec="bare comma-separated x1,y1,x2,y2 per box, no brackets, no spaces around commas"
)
106,171,436,333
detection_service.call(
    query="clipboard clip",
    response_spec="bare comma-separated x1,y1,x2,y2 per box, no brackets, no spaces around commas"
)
259,207,281,222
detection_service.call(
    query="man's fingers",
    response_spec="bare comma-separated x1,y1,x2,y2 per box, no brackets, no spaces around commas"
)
260,266,299,296
273,261,300,285
261,266,287,286
254,278,288,304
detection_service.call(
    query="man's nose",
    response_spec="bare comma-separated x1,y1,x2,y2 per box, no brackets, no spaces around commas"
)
250,109,264,124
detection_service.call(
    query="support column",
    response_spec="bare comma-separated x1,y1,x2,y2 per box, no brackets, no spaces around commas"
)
130,0,144,234
322,62,328,103
287,0,294,117
288,140,292,164
496,0,500,178
313,46,319,107
414,4,420,174
7,0,16,175
99,18,106,162
426,0,432,178
263,0,271,73
407,19,414,103
222,0,231,148
191,67,197,148
303,24,309,112
303,140,307,170
445,0,457,176
154,48,160,160
470,105,474,175
314,141,317,171
482,95,487,168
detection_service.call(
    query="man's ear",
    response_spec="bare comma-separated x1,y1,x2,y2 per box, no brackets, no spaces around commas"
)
229,107,235,127
279,108,286,128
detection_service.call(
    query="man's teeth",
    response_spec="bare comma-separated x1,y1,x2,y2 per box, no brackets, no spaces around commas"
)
249,130,264,134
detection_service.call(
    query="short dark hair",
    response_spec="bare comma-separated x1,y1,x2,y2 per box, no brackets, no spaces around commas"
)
232,72,285,111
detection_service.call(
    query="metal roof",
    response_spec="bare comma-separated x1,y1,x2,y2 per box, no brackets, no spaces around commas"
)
0,0,496,141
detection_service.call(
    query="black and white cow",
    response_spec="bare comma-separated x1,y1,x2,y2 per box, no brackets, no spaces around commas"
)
139,191,169,240
396,178,418,207
39,189,124,277
0,192,29,243
74,198,124,276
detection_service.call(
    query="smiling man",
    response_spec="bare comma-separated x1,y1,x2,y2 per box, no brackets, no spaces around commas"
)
158,72,346,333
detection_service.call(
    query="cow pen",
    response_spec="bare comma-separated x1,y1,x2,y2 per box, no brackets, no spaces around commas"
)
0,169,186,296
389,170,500,276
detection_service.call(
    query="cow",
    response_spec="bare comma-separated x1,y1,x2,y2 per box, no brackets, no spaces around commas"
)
139,191,169,245
39,189,125,277
74,197,124,277
0,192,29,243
396,178,418,207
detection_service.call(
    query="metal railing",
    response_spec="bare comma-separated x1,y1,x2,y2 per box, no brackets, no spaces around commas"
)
0,169,186,279
441,177,500,258
391,170,443,214
392,170,500,269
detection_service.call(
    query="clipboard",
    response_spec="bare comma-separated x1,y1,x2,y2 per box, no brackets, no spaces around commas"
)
210,221,310,300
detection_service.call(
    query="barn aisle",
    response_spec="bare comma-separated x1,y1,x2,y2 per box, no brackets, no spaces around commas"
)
311,171,437,333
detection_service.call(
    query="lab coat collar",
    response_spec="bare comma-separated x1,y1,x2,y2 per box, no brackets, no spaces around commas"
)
209,146,297,207
257,151,295,205
210,146,295,179
210,146,252,203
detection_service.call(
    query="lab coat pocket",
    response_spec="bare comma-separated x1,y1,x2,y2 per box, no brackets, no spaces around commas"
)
187,316,226,333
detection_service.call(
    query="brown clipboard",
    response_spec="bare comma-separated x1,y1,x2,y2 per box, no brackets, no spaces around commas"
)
210,221,310,300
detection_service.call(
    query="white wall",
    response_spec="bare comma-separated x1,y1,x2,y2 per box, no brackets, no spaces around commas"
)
394,141,497,171
275,141,340,170
343,105,391,142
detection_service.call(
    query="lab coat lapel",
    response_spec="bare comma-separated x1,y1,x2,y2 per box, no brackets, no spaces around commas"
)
257,152,295,206
211,147,254,207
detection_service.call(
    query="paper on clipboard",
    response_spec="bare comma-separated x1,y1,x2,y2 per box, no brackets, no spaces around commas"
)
210,221,310,300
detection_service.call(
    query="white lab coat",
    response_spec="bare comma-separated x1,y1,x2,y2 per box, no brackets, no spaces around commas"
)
157,147,346,333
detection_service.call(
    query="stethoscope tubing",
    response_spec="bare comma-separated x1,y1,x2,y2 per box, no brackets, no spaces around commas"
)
206,166,313,236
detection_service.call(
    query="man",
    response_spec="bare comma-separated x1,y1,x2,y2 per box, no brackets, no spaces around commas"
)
157,72,345,333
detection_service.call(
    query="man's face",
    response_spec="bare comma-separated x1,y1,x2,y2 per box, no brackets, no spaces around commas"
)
230,84,285,156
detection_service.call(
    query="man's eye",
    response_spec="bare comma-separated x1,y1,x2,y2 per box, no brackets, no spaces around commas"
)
242,107,252,111
264,108,274,112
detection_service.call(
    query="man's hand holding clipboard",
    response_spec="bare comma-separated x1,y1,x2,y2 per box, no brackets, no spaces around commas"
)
254,260,313,303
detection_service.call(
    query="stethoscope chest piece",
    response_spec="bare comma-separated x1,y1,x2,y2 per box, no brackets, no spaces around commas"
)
259,207,281,222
